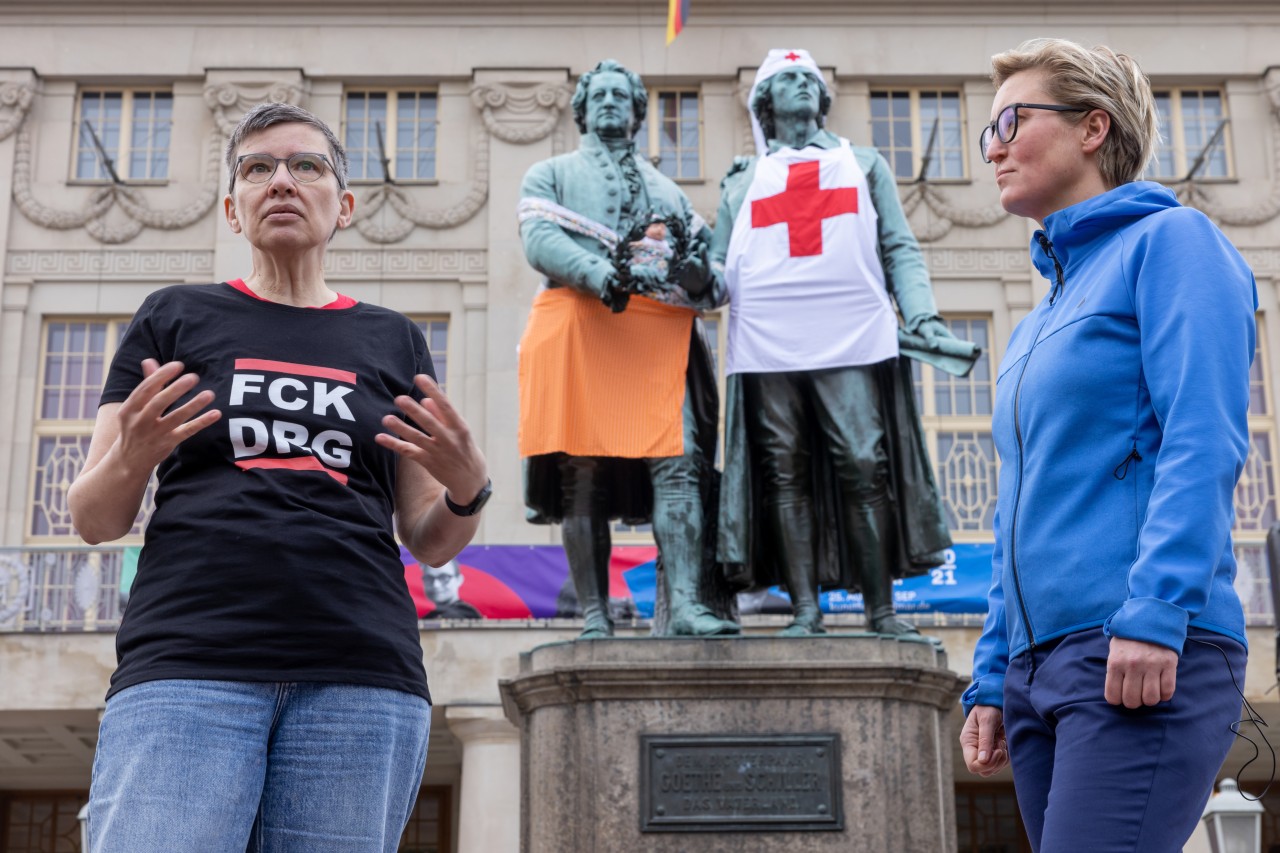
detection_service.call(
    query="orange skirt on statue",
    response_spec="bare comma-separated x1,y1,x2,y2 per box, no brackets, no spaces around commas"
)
518,287,695,459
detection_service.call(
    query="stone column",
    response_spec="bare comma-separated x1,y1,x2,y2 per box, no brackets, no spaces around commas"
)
0,72,36,542
0,72,35,309
0,280,31,541
445,704,521,853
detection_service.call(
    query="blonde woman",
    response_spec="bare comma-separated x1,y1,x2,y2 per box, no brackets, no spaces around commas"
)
960,39,1255,851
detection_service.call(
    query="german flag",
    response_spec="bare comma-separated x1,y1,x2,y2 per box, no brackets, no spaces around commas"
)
666,0,689,44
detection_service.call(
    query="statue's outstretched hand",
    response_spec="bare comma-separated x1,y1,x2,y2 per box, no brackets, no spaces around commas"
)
915,317,954,349
675,238,713,298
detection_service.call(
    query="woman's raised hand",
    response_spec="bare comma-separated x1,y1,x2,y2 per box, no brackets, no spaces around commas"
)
115,359,222,471
377,374,489,503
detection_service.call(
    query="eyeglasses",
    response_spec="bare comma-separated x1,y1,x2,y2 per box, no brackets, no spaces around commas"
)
980,103,1089,162
232,152,334,189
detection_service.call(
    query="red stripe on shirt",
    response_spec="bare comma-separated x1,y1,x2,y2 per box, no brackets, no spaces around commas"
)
235,456,349,485
234,358,358,385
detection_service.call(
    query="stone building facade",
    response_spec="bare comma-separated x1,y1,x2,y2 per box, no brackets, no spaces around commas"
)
1,1,1278,850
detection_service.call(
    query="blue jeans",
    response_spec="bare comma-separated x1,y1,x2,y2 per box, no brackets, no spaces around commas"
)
1004,628,1246,852
88,680,432,853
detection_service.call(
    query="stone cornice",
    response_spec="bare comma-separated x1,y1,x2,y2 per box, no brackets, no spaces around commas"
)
3,0,1276,14
502,660,965,717
499,635,965,723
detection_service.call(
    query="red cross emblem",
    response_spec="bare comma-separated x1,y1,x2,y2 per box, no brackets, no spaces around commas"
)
784,51,801,61
751,160,858,257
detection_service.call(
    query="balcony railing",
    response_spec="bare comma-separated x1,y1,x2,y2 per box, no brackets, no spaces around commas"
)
0,547,125,632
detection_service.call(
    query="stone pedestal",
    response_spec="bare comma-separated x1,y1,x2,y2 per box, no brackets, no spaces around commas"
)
499,635,966,853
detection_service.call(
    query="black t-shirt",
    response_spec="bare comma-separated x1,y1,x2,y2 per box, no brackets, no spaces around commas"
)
101,283,435,701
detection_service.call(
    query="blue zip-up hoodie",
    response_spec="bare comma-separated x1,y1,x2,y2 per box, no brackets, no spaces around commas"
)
962,182,1257,713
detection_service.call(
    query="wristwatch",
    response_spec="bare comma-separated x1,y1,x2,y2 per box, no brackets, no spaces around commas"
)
445,478,492,517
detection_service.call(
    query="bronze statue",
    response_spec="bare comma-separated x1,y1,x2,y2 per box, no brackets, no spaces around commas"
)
712,49,979,636
517,59,739,639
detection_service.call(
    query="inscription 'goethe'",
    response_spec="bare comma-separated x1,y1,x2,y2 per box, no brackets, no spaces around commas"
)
658,750,825,798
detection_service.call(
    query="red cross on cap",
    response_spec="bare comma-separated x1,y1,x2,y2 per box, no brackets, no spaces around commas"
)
784,51,801,61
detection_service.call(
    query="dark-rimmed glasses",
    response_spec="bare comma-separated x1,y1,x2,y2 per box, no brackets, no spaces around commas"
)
980,103,1089,162
232,152,334,189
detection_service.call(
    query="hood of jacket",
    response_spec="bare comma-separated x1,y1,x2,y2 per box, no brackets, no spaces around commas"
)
1030,181,1181,283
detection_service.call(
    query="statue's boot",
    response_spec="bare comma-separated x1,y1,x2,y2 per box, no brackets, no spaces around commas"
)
562,514,614,639
851,498,919,637
772,503,826,637
656,495,740,637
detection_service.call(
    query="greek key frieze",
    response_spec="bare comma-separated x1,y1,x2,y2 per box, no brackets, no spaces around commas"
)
323,249,487,278
5,250,215,278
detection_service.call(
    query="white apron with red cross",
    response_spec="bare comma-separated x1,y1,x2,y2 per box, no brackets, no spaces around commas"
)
724,138,898,375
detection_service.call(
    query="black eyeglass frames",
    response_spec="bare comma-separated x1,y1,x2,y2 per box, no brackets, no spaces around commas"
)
980,103,1090,162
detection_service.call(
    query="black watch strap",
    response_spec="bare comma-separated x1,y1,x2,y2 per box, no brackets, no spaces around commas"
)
444,478,492,516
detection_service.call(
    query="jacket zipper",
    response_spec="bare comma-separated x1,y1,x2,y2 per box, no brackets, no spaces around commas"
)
1008,233,1067,650
1039,233,1066,307
1113,441,1142,480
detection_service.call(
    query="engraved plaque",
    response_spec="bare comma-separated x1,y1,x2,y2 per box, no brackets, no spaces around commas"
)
640,734,843,833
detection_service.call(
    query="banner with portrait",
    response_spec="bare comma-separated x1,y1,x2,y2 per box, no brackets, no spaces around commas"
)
401,543,994,621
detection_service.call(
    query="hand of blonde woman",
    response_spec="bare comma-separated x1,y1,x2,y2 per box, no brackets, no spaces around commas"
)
960,705,1009,777
378,374,489,502
1104,637,1178,708
116,359,222,471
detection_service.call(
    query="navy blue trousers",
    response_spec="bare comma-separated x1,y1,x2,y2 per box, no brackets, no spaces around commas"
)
1004,627,1247,852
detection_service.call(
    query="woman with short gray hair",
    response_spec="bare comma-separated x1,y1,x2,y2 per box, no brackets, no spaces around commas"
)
70,102,489,852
